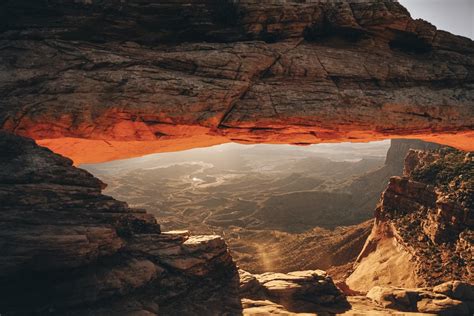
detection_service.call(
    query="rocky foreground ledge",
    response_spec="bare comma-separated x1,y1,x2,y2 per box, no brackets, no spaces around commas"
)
0,131,238,314
240,271,473,315
1,133,473,315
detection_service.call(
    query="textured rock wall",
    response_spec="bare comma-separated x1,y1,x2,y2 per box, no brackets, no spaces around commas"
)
0,0,473,312
0,131,238,314
347,138,442,221
348,147,473,292
0,0,473,163
384,139,442,173
1,133,472,315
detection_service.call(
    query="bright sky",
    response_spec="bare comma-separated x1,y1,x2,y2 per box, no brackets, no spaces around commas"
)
399,0,473,39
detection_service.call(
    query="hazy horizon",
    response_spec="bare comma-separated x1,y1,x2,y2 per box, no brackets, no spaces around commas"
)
82,138,394,236
81,140,391,173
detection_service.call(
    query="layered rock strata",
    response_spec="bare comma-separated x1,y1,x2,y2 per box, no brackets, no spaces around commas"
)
347,138,442,221
0,131,402,315
0,0,473,163
348,147,473,292
0,131,238,315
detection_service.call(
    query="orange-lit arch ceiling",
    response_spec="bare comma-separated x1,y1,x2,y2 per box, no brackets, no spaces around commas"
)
36,131,473,165
1,0,473,164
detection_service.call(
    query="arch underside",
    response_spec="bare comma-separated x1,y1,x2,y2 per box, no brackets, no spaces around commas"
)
0,1,473,314
1,0,473,163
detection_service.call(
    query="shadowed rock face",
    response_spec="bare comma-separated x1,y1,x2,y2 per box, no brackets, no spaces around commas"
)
0,131,239,315
0,0,473,163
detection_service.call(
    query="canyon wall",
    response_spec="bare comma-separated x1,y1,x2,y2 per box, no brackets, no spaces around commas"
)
348,147,473,292
1,132,472,315
0,0,473,314
347,138,442,220
0,0,473,163
0,131,240,314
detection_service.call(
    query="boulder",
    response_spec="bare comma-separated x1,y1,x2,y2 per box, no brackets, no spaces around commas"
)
367,285,471,315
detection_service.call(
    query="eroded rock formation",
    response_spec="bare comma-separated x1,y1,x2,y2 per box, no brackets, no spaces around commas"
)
1,0,473,314
0,131,238,314
347,138,442,221
239,269,474,315
348,147,473,292
0,127,472,315
366,281,473,315
0,0,473,164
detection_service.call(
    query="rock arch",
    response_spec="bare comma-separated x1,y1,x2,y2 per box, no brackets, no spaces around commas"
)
0,0,473,314
0,0,472,164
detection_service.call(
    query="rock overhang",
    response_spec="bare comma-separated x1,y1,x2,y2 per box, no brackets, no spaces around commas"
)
0,2,473,312
0,0,473,163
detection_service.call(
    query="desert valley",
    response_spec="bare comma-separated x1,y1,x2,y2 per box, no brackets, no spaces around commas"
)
0,0,473,315
83,139,436,277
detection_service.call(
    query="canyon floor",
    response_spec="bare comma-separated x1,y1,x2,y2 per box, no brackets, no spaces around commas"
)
83,139,443,279
1,0,473,314
83,141,390,274
78,139,473,315
1,132,472,316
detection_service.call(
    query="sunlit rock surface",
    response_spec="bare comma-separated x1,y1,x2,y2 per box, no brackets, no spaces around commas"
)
367,282,473,315
239,269,474,315
0,0,473,163
348,147,473,292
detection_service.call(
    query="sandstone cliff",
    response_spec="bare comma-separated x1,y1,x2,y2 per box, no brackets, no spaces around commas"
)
0,131,239,314
0,0,473,164
1,0,473,314
347,138,442,220
348,147,473,293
